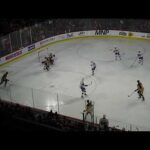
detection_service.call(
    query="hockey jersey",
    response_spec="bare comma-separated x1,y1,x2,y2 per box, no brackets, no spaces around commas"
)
137,82,144,94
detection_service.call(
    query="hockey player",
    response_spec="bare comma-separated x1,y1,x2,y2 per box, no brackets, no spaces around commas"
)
83,100,93,120
80,78,88,98
44,60,50,71
90,61,96,76
42,58,50,71
49,53,55,65
0,72,9,87
113,47,121,60
44,56,49,62
134,80,145,101
137,51,143,65
49,53,53,58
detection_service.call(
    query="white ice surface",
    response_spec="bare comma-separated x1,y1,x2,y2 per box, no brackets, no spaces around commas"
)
0,38,150,131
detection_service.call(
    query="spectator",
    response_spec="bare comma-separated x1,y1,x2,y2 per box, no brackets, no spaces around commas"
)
99,114,109,131
122,127,126,131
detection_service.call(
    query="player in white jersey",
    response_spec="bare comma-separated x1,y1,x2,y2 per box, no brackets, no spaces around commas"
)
80,78,88,98
90,61,96,76
113,47,121,61
137,51,143,65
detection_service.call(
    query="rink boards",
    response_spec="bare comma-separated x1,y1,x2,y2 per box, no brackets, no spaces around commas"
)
0,30,150,68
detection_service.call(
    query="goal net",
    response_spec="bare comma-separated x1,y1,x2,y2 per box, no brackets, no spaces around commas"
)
38,48,49,62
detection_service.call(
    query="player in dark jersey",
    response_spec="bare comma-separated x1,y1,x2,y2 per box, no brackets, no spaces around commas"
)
135,80,145,101
49,53,55,65
0,72,9,87
42,58,50,71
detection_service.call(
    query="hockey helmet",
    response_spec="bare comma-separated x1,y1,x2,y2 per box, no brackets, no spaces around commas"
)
103,114,106,118
87,100,89,103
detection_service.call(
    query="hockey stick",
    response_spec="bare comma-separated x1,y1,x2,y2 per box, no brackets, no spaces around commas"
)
0,80,12,88
128,91,135,97
121,52,125,57
87,81,92,86
141,47,146,54
6,80,14,86
130,57,137,68
82,81,92,88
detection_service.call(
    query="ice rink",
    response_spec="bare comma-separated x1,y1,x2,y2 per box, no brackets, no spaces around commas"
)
1,37,150,131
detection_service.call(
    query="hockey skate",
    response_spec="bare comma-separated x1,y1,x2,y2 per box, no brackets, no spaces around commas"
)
81,93,87,98
142,96,145,101
84,93,88,98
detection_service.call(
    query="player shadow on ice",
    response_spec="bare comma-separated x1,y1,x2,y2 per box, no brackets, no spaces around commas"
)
0,83,11,90
127,99,142,109
129,63,143,69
